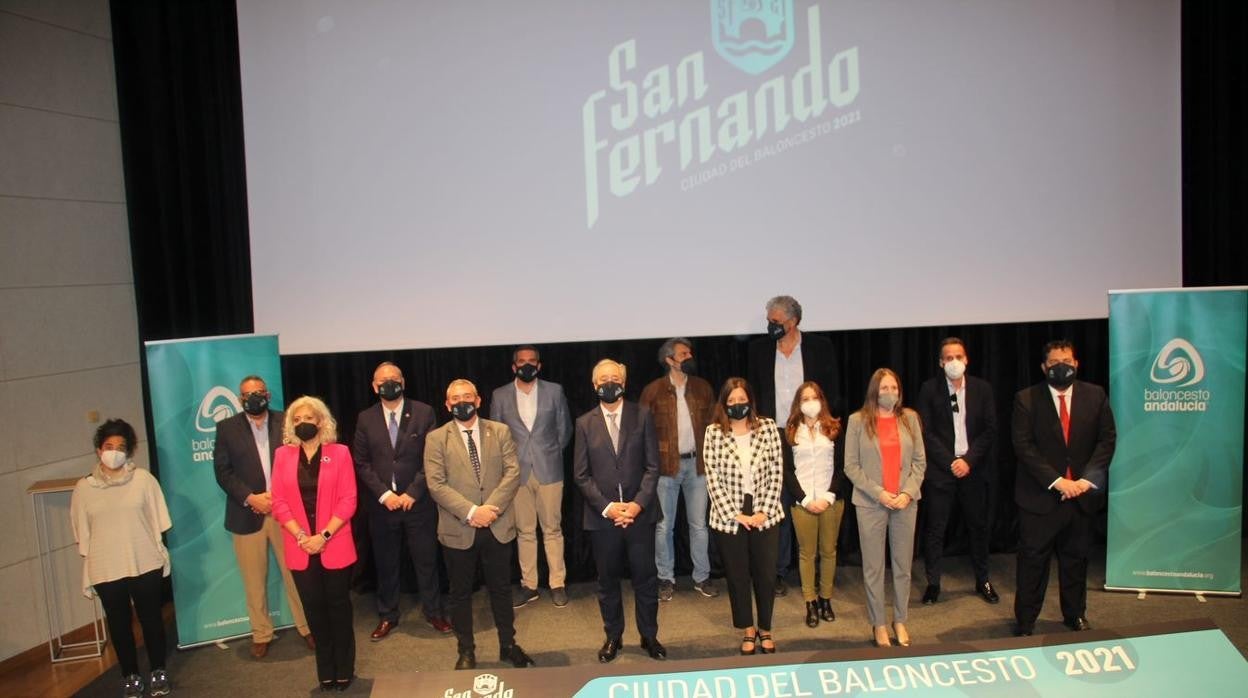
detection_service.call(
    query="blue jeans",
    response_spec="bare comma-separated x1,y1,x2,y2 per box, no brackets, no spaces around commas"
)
655,455,710,583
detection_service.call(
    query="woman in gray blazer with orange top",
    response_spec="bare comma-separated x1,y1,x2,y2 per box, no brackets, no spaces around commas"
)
844,368,926,648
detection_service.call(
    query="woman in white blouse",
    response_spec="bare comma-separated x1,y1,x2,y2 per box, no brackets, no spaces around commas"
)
703,378,785,655
781,381,846,629
70,418,172,698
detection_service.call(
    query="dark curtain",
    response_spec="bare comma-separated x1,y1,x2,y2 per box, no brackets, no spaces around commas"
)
112,0,1246,586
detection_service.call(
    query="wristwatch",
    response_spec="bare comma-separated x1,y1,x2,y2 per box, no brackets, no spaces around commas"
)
321,529,332,541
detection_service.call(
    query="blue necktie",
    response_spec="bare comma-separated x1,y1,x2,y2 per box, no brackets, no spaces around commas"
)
388,411,398,449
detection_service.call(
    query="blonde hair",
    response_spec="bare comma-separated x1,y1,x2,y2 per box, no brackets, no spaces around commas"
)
592,359,627,384
283,395,339,445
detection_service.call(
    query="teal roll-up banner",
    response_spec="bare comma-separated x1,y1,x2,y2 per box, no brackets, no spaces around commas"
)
1106,288,1247,594
145,334,293,646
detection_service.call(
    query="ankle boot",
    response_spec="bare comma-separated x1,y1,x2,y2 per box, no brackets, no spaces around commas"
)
818,597,835,621
805,601,819,628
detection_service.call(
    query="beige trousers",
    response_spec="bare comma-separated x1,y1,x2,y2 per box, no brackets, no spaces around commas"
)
513,473,566,589
232,515,309,641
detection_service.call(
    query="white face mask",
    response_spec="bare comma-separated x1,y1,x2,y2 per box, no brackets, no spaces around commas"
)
99,449,128,470
800,399,822,419
943,359,967,381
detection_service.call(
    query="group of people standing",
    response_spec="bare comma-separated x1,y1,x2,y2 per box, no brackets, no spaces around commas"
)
70,295,1116,696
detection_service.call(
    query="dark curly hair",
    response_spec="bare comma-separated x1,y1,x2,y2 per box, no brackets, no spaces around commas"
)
93,418,137,456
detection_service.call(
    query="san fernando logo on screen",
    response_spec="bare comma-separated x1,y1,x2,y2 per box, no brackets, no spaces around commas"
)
443,672,513,698
190,386,241,463
711,0,796,75
1143,338,1209,412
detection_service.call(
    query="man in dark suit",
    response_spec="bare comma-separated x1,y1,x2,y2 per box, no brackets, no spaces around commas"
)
573,359,666,663
1012,339,1116,636
747,295,841,595
489,345,573,608
213,375,311,658
353,362,449,640
425,379,534,671
915,338,999,605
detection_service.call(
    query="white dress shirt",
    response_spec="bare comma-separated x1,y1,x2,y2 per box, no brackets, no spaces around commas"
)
516,381,538,432
774,335,805,420
792,423,836,506
673,376,696,454
248,414,272,492
948,378,968,458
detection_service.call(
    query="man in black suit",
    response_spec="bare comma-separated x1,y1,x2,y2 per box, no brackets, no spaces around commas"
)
747,295,841,595
213,375,311,658
353,362,450,640
1012,339,1116,636
573,359,666,663
915,338,999,605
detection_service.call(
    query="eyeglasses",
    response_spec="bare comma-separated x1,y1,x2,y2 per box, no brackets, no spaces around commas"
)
949,392,959,413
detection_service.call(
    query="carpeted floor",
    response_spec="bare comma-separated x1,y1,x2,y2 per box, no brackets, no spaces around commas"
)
76,545,1248,697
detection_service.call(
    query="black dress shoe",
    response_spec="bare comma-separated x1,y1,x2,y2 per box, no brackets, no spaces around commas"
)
774,576,788,597
501,643,535,667
1064,616,1091,631
598,637,623,663
454,651,476,670
805,601,820,628
818,597,835,622
641,636,667,660
921,584,940,605
977,581,1000,604
1013,624,1034,637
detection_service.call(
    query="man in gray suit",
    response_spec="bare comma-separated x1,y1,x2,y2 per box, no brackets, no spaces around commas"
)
490,345,573,608
425,379,534,671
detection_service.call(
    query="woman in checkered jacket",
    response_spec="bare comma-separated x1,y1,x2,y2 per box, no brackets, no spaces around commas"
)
703,377,786,655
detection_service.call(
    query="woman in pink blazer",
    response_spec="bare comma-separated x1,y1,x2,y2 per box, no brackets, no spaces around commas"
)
272,395,358,692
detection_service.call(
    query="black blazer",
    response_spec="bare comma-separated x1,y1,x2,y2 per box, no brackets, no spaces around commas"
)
213,410,284,534
572,401,660,531
747,331,842,419
353,398,437,508
915,374,998,486
1012,380,1116,515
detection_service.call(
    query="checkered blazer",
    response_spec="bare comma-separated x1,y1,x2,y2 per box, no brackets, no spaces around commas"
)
703,418,786,534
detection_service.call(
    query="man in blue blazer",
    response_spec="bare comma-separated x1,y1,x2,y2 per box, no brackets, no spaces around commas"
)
353,362,449,640
489,345,573,608
1012,340,1116,636
573,359,666,663
915,338,999,606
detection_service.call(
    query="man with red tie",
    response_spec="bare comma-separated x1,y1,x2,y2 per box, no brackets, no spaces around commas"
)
1011,340,1116,636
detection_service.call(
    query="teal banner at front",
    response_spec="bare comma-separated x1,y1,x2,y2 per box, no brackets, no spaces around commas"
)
145,334,291,646
1106,288,1246,593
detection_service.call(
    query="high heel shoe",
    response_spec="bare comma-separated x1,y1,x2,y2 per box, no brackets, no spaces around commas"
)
758,630,775,654
805,601,819,628
818,597,835,622
893,622,911,647
871,625,891,647
740,629,757,655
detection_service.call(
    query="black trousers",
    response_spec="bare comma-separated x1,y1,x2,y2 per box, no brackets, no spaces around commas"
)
922,476,991,586
292,557,355,683
370,502,443,622
775,489,795,577
444,528,514,654
95,567,165,677
590,522,659,640
716,525,780,631
1015,502,1091,627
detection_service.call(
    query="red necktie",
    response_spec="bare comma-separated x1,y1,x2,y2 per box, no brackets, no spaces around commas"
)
1058,393,1073,479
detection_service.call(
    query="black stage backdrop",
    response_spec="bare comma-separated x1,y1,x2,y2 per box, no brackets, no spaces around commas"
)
111,1,1246,586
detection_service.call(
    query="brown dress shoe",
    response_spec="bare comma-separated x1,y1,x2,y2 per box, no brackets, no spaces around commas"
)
250,640,270,659
370,619,398,641
426,616,453,634
303,634,316,650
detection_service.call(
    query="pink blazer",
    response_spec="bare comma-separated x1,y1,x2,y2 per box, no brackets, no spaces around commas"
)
271,442,358,570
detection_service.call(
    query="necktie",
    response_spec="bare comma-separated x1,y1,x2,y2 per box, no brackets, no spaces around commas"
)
388,411,399,491
606,412,620,454
466,429,482,481
1058,393,1073,479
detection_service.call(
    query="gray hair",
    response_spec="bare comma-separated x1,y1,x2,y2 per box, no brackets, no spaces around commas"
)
657,337,692,369
765,295,802,323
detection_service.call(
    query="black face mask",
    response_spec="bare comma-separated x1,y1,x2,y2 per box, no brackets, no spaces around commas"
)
767,321,787,341
450,402,477,422
377,379,404,401
294,422,319,442
1045,363,1077,390
596,382,625,404
242,392,269,416
726,403,751,420
515,363,540,383
678,358,698,375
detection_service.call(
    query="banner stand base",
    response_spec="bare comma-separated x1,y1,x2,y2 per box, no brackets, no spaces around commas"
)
1104,585,1241,598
